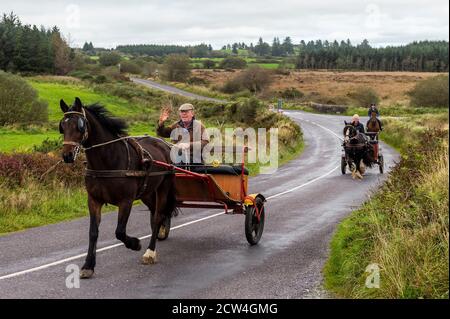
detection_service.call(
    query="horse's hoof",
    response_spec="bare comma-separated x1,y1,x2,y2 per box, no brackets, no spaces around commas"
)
80,269,94,279
141,249,157,265
158,226,166,239
356,171,363,179
133,240,142,251
129,238,142,251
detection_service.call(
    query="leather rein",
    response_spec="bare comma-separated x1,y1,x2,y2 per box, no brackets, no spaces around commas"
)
61,110,174,188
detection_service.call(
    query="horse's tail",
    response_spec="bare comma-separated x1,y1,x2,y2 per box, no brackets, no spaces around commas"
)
165,175,180,218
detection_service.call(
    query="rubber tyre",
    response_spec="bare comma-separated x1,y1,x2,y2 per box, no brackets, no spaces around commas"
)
341,156,347,174
378,155,384,174
245,198,265,245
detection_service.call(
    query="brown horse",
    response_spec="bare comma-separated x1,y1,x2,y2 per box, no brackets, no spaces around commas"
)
366,111,382,159
366,111,381,134
59,97,177,279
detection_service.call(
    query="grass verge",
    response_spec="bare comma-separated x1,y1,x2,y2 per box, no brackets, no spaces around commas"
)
323,113,449,298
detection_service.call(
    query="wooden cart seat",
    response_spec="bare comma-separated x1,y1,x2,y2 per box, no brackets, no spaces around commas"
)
189,165,249,175
175,172,248,204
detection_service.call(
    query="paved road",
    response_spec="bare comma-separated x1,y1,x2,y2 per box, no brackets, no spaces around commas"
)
131,77,226,103
0,107,399,298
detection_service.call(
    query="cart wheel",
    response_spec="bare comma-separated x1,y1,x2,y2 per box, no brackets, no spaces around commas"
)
152,216,171,241
341,156,346,174
245,197,265,245
378,155,384,174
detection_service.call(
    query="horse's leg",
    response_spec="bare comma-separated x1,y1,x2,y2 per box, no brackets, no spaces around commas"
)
142,190,169,265
359,159,366,175
142,202,162,264
80,195,102,279
355,156,363,179
115,200,141,251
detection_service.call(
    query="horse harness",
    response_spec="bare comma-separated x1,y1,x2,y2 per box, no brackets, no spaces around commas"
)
60,109,174,198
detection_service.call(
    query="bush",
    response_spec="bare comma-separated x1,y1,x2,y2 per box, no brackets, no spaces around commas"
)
141,61,159,77
99,52,122,66
221,78,243,94
187,76,209,85
227,97,263,123
162,54,191,82
279,87,304,99
32,137,62,153
408,75,449,108
93,75,108,84
202,59,216,69
119,60,142,74
0,152,85,187
219,57,247,69
347,86,380,107
0,71,48,125
237,66,273,93
221,66,273,94
101,66,128,81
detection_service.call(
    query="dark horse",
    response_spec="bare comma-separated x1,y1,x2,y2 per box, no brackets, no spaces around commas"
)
343,122,374,179
59,97,177,279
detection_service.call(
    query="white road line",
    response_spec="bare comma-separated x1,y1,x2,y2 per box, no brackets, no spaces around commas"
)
0,115,340,281
0,212,226,281
267,165,339,200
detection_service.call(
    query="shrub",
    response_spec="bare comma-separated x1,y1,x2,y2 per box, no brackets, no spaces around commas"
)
202,59,216,69
0,71,48,125
187,76,209,86
0,152,85,187
236,66,273,93
93,75,108,84
221,78,243,94
67,70,90,79
227,97,263,123
219,57,247,69
99,51,122,66
101,66,128,81
279,87,304,99
32,137,62,153
221,66,273,94
162,54,191,82
408,75,449,108
347,86,380,107
141,61,159,77
119,60,142,74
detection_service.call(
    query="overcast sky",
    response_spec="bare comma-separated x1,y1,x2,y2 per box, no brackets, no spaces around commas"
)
2,0,448,48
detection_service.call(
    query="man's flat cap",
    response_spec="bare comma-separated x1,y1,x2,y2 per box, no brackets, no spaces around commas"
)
178,103,194,111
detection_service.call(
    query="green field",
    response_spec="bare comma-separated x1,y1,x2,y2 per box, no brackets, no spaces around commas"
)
190,57,285,69
0,79,158,152
29,80,146,121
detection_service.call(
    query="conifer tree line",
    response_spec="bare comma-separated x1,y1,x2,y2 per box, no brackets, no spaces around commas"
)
0,12,73,74
295,39,448,72
116,44,213,58
1,11,447,73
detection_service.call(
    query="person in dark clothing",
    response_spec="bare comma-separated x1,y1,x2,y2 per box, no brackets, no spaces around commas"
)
367,103,383,131
351,114,365,134
367,103,380,118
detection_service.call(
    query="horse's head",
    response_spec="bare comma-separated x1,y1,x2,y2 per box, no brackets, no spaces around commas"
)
59,97,88,163
370,110,377,118
343,121,357,142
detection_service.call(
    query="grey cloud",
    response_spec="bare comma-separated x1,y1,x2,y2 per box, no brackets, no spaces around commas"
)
1,0,448,48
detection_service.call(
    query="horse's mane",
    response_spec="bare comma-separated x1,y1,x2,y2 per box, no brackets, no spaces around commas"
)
83,103,128,136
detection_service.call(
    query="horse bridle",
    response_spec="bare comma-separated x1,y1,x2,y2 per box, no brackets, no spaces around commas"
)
60,109,89,161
